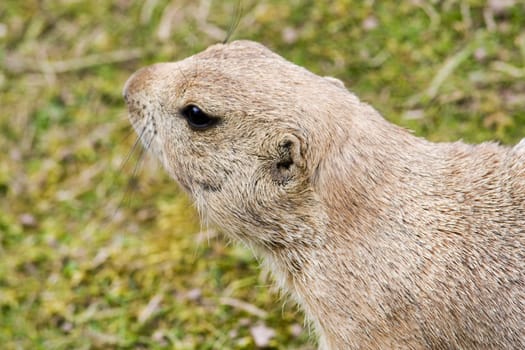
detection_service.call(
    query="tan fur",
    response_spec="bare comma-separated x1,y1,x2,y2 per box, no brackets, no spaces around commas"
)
123,40,525,349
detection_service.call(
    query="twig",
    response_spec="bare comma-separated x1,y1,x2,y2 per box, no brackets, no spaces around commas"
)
219,297,268,318
491,61,525,78
140,0,161,24
413,0,440,30
406,33,484,106
425,45,472,99
6,48,145,74
157,3,183,42
138,293,164,324
483,8,497,32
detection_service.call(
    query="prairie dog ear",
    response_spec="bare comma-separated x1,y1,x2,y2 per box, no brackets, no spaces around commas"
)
324,76,345,89
272,133,306,185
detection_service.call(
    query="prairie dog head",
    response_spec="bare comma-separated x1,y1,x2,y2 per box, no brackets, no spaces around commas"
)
123,40,357,249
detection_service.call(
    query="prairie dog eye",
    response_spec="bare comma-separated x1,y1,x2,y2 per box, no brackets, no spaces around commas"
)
181,105,218,130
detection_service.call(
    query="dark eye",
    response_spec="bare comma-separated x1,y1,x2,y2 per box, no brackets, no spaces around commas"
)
181,105,218,130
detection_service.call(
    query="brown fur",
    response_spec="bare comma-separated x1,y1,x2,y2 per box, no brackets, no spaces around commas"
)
123,40,525,349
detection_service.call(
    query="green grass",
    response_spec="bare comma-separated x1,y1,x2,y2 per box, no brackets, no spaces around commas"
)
1,1,524,349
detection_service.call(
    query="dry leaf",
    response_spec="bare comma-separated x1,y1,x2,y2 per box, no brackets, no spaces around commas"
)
250,323,276,348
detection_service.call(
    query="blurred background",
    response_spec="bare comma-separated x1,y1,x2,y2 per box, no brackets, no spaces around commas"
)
1,1,524,349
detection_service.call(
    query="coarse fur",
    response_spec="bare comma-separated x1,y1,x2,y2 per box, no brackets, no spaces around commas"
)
123,40,525,349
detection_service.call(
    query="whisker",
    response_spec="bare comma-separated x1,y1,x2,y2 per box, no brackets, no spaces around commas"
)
178,64,191,96
118,118,149,172
106,127,154,225
223,0,243,44
131,132,154,179
119,133,144,174
120,123,137,143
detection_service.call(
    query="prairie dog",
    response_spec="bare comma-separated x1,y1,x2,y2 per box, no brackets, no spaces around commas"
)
123,40,525,349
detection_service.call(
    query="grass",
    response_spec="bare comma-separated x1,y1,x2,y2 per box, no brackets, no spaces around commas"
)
1,1,524,349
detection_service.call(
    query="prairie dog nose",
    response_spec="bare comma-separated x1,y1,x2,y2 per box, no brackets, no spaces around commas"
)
122,65,159,101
